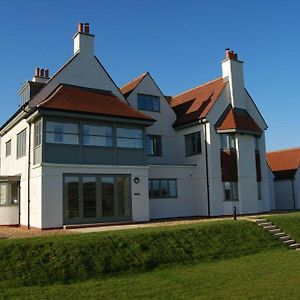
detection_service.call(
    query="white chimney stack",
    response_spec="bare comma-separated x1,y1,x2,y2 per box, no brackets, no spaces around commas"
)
73,22,94,56
221,49,246,108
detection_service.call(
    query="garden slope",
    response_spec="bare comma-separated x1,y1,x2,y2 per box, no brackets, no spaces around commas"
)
0,220,282,287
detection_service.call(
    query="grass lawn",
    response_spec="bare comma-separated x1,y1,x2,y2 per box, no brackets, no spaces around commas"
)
269,212,300,242
1,248,300,300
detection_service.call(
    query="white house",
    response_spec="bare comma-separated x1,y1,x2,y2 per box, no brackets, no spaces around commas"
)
267,148,300,210
0,23,271,229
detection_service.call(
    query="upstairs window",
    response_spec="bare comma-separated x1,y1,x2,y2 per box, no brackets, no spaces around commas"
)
185,132,201,156
147,135,162,156
137,94,160,112
224,182,238,201
46,121,78,145
83,124,113,147
221,134,236,149
5,140,11,157
117,128,143,149
34,120,42,147
17,129,27,158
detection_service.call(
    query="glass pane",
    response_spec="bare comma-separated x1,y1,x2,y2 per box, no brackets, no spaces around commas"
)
46,133,78,144
147,136,154,155
152,180,160,198
46,122,78,134
83,135,112,146
232,182,238,200
0,183,9,205
224,182,231,200
160,180,169,197
145,96,152,111
117,138,143,149
137,95,145,110
83,177,96,218
102,177,114,217
169,180,177,197
153,97,160,112
117,176,130,217
229,135,235,148
83,125,112,136
117,128,142,139
65,176,80,219
10,182,19,205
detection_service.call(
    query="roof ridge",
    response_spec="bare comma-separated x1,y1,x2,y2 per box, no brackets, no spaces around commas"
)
172,77,223,99
267,147,300,154
119,72,149,90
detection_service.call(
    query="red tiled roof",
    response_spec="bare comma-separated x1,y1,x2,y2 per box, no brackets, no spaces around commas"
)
217,107,262,134
120,72,148,97
170,78,226,127
38,84,155,122
267,148,300,179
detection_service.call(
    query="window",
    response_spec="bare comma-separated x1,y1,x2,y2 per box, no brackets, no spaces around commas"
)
46,121,78,145
137,94,160,112
221,134,236,149
147,135,162,156
224,182,238,201
5,140,11,157
0,182,19,206
149,179,177,198
185,132,201,156
257,182,262,200
83,124,112,147
34,120,42,147
117,128,143,149
17,129,26,158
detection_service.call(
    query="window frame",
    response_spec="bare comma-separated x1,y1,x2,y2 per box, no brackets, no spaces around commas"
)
185,131,202,157
223,181,239,201
221,134,236,150
146,135,162,156
116,127,144,149
34,120,42,148
148,178,177,199
16,129,27,159
137,94,160,112
82,124,113,147
45,121,79,145
5,140,11,157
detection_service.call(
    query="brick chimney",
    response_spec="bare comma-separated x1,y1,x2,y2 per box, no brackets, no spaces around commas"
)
32,67,50,83
221,48,246,108
73,22,94,56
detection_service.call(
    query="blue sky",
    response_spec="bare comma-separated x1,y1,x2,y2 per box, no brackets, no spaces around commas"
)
0,0,299,151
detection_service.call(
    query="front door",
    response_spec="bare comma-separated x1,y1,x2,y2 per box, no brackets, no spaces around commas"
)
64,174,132,224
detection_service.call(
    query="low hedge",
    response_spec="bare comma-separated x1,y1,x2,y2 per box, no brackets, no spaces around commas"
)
0,220,282,287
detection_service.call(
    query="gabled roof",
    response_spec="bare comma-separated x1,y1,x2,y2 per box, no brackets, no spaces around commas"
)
267,147,300,179
216,106,262,135
169,78,226,128
38,84,155,122
120,72,148,97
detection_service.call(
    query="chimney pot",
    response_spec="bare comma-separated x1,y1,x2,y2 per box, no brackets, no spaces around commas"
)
78,22,83,33
40,69,44,77
225,49,238,61
45,69,49,78
84,23,90,34
35,67,40,77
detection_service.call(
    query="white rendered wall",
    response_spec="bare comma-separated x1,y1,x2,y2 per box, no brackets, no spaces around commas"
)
274,180,294,210
0,206,19,225
126,74,186,165
148,165,201,219
268,166,276,210
41,164,149,229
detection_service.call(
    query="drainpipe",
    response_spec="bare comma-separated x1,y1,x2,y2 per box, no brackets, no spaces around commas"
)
292,178,296,210
27,122,32,229
18,183,21,226
203,123,211,217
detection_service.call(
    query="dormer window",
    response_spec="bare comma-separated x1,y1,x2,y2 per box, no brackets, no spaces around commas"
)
221,134,236,150
137,94,160,112
20,88,30,106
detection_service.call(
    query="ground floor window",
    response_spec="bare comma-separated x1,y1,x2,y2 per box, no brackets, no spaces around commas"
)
0,182,19,206
64,174,131,223
224,182,238,201
149,179,177,198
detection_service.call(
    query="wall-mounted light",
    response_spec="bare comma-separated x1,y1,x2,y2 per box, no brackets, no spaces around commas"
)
134,177,140,184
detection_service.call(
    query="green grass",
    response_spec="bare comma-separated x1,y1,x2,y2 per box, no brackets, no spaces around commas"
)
0,220,282,287
269,212,300,242
1,248,300,300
